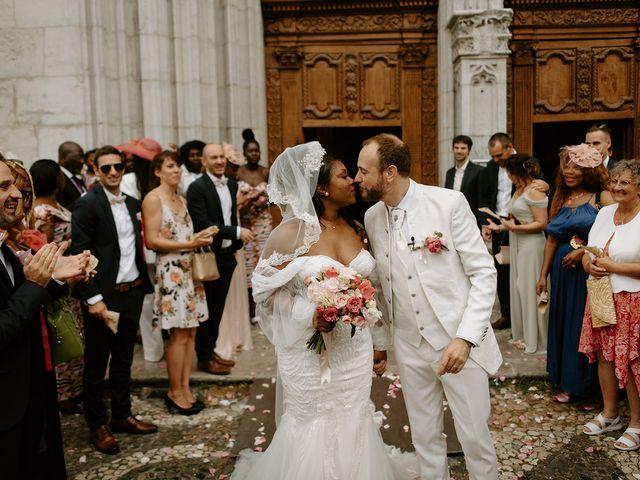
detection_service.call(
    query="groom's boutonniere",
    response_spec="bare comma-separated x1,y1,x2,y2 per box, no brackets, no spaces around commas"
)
412,231,449,254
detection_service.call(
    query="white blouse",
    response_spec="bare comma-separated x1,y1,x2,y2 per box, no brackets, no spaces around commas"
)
587,204,640,293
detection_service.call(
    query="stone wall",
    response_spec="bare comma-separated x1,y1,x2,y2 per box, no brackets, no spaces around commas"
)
0,0,267,165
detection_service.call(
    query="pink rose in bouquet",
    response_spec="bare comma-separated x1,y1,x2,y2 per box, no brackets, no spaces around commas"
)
305,264,383,354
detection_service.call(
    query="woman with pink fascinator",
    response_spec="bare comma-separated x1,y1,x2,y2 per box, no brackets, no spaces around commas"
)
536,144,613,406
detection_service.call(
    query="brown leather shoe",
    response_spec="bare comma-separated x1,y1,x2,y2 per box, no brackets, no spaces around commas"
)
90,425,120,454
491,316,511,330
198,359,231,375
213,352,235,367
111,416,158,435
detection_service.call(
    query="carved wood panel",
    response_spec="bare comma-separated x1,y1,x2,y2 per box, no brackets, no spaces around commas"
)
593,47,634,111
535,50,575,114
303,53,343,119
360,53,400,120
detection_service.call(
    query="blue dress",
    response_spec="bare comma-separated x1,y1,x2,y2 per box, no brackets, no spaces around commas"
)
546,201,598,396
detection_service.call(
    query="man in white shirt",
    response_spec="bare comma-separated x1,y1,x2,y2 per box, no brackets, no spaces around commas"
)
444,135,484,226
71,146,157,455
585,124,616,171
187,144,254,375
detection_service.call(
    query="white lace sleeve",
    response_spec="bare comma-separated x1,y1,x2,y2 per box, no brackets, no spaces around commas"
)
367,265,392,350
252,258,316,348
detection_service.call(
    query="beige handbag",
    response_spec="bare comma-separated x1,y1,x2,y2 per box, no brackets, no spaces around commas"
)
192,247,220,281
586,276,617,328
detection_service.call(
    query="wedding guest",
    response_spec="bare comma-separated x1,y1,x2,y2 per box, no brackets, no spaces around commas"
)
536,144,613,405
31,159,85,414
187,143,254,375
580,159,640,451
143,151,217,415
118,137,162,200
585,124,616,171
0,159,91,480
72,146,157,454
3,160,35,248
237,129,271,320
56,141,86,209
118,137,164,362
216,143,253,359
178,140,205,195
82,148,100,190
488,154,548,354
444,134,484,226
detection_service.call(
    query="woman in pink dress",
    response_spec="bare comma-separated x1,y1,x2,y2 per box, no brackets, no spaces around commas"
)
580,160,640,451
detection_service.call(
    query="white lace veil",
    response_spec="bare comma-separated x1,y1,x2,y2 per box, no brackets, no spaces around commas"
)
260,141,326,267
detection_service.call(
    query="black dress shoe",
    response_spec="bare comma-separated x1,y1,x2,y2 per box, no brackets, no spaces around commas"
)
59,399,83,415
164,394,203,416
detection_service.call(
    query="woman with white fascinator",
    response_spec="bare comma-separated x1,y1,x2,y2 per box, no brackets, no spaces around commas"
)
230,142,415,479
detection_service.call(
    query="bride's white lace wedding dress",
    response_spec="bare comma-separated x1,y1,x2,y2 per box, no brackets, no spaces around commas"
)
231,249,416,480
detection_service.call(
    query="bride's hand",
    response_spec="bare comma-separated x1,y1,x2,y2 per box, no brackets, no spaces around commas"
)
373,350,387,377
312,312,336,333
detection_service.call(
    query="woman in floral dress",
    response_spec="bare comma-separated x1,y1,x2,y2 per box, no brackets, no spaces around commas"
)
142,151,218,415
237,129,271,319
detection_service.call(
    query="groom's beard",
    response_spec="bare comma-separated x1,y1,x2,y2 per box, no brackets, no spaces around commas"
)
359,178,385,202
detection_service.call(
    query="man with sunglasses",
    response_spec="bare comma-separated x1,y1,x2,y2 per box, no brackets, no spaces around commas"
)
71,145,156,455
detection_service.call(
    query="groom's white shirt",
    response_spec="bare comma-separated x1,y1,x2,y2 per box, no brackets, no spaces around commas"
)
365,180,502,374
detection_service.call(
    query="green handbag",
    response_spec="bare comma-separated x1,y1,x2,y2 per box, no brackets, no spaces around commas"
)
47,298,84,364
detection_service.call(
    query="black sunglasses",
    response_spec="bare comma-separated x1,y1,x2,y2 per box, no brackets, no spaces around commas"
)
99,163,125,174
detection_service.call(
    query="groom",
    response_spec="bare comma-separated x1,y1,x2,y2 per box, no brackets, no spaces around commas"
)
355,134,502,479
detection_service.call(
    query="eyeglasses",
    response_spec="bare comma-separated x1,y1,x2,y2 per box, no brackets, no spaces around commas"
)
99,163,125,174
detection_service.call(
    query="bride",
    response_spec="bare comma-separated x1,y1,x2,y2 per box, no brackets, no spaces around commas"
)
231,142,415,479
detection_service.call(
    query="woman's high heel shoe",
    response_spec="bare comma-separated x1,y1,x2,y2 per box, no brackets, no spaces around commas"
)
191,399,205,410
164,394,203,416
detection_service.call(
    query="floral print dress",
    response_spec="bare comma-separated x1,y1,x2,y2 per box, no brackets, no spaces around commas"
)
239,180,272,287
153,196,208,329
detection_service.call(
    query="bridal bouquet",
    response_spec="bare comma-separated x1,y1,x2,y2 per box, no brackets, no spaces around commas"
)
305,265,382,354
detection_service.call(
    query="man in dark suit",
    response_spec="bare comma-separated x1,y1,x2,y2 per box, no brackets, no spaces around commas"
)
0,159,91,479
187,143,254,375
56,141,87,209
72,145,156,455
585,124,616,171
444,134,484,226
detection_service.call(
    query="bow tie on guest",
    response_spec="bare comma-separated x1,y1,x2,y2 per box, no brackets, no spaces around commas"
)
110,195,126,205
213,176,228,188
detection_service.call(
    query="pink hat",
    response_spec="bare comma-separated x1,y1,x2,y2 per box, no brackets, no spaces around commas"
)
117,137,162,161
223,142,246,166
562,143,603,168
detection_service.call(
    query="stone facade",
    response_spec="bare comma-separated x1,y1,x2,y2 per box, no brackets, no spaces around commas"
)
0,0,267,164
438,0,512,184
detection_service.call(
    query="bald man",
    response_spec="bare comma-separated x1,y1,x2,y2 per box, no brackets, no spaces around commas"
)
186,144,254,375
56,141,86,208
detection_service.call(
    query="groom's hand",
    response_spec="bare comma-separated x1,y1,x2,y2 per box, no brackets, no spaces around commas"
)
436,338,471,376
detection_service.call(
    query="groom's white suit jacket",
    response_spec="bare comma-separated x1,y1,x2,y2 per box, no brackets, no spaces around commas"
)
365,182,503,375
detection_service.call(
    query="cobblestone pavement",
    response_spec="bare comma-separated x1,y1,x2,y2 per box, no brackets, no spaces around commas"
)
62,378,640,480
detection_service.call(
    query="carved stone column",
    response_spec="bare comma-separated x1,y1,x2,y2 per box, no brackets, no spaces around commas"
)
450,9,513,165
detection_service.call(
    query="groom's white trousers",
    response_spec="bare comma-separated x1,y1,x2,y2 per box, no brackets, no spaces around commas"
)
394,335,498,480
